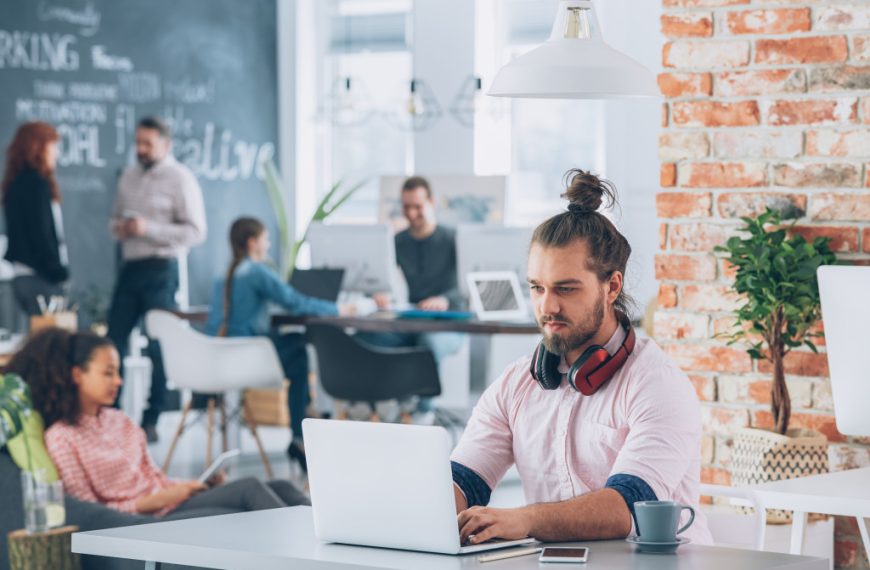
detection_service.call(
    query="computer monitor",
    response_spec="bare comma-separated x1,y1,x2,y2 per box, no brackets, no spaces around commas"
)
289,268,345,302
466,271,528,322
456,225,533,297
307,222,396,295
817,265,870,436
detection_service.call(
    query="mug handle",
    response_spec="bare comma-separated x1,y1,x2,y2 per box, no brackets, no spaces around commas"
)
676,505,695,536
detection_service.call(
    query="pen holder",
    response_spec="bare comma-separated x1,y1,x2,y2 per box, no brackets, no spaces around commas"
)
30,312,78,334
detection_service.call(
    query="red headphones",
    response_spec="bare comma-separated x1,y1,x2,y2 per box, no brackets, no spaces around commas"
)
530,325,636,395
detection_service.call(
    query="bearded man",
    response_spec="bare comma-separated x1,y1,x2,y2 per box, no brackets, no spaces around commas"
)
449,169,712,546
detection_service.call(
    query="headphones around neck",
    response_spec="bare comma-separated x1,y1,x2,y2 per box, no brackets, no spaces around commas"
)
530,325,636,395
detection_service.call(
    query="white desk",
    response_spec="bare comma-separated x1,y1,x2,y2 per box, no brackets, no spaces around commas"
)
72,506,827,570
752,467,870,562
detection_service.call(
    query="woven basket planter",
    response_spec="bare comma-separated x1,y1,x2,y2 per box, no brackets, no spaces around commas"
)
731,427,829,524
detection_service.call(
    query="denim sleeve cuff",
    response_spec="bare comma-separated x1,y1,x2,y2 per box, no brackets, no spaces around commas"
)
451,461,492,508
605,473,658,533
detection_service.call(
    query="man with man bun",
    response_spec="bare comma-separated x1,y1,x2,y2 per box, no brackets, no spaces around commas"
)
450,169,712,545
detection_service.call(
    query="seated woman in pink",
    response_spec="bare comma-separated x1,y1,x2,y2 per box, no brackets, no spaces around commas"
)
6,328,307,515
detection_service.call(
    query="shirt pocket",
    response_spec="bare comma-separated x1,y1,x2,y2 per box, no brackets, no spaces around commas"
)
575,421,629,484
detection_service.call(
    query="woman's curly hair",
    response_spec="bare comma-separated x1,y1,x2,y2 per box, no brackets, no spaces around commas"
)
2,121,60,204
3,328,115,427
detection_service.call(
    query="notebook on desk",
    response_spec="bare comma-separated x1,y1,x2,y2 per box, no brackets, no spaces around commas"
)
394,309,474,320
303,419,536,555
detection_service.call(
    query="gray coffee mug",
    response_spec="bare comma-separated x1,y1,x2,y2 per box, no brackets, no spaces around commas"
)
634,500,695,542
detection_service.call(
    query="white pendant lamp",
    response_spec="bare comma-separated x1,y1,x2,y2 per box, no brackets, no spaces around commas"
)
488,0,659,99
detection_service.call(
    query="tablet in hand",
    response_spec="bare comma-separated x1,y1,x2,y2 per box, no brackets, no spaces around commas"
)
198,449,240,484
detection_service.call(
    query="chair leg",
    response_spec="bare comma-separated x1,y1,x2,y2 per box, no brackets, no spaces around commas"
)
162,400,193,473
206,398,215,468
219,399,229,454
243,399,273,479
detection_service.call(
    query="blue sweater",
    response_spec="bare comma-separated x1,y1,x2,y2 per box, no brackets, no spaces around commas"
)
207,259,337,337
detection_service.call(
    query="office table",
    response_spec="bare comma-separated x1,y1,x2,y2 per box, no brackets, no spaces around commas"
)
173,307,541,335
751,467,870,561
72,506,827,570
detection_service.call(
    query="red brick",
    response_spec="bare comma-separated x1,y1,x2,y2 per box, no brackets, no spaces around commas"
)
703,405,751,435
810,192,870,221
690,375,716,402
773,163,861,188
660,164,677,188
659,284,678,309
864,228,870,252
659,132,710,161
835,516,861,537
663,0,747,6
754,410,846,443
765,99,857,126
662,103,669,128
653,311,711,340
667,344,753,373
656,192,712,218
791,226,859,253
815,5,870,32
726,9,810,35
700,466,732,486
669,223,733,252
680,284,742,312
663,41,750,69
661,13,713,38
714,69,805,97
834,538,859,568
672,101,760,127
756,36,849,65
659,223,668,250
758,351,830,378
806,129,870,157
714,131,803,159
719,260,738,282
679,162,767,188
718,376,772,404
809,65,870,93
655,254,717,281
658,72,713,98
854,35,870,62
717,192,806,219
863,98,870,126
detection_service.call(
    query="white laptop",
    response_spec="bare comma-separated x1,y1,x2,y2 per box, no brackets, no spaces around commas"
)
465,270,528,322
302,418,536,555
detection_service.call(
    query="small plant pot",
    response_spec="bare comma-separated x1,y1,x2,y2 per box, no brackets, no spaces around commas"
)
731,426,829,524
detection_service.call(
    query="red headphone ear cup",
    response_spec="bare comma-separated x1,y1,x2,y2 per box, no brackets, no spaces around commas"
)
567,345,607,392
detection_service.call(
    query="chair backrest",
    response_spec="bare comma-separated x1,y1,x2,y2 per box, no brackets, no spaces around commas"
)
145,310,284,393
306,324,441,404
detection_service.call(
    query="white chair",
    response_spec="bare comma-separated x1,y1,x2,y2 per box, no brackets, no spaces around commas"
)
145,309,285,478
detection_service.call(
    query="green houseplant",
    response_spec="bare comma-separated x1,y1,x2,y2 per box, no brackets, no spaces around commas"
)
716,208,837,521
262,159,366,280
0,373,34,471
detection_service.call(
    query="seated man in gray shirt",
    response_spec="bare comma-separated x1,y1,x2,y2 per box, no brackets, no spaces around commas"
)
362,176,465,412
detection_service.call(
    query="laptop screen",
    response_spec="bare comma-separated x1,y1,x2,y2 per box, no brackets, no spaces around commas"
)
473,278,520,311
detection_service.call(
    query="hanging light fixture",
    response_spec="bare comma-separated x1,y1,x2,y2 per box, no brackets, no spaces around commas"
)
386,79,442,131
488,0,659,99
319,76,374,127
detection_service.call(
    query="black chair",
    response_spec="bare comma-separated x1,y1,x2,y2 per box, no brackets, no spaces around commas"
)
305,324,441,421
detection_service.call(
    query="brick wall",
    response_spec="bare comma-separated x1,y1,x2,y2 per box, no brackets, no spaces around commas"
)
656,2,870,567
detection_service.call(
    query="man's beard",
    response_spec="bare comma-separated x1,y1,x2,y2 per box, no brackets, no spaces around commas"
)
540,293,606,357
137,154,156,169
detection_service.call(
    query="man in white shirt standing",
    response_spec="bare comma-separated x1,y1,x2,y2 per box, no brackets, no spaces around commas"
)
450,169,712,546
107,116,206,442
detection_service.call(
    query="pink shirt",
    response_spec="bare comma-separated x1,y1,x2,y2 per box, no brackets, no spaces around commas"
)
451,327,712,545
45,408,175,515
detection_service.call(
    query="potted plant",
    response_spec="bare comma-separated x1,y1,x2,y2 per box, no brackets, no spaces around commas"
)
716,208,837,522
0,373,32,467
262,159,366,280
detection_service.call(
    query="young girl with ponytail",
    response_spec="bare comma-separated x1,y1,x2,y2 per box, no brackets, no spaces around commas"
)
206,217,352,471
5,329,308,516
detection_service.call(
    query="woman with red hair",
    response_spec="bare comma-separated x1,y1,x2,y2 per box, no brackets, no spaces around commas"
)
2,122,69,316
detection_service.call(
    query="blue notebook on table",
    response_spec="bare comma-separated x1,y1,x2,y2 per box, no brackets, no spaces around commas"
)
394,309,474,321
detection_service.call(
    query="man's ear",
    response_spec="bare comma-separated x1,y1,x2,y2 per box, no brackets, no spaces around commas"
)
607,271,623,304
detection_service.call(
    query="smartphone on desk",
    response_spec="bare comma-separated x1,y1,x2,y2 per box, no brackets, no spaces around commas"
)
539,546,589,563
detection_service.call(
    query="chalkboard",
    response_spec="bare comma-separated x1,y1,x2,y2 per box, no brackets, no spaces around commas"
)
0,0,279,314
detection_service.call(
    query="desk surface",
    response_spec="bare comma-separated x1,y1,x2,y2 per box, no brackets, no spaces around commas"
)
174,307,541,335
72,506,826,570
751,467,870,517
